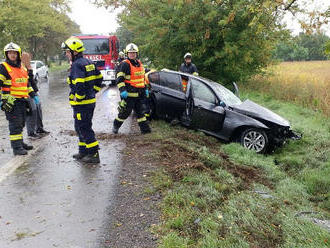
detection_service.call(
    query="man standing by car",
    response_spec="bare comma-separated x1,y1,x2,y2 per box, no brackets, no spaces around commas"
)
0,42,34,155
112,43,151,134
179,52,198,92
62,36,103,164
22,52,50,139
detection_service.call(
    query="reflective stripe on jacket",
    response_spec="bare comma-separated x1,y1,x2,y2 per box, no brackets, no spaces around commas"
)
67,55,103,107
123,59,145,88
1,62,29,98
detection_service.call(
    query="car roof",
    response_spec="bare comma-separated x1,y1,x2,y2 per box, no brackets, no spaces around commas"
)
159,69,226,93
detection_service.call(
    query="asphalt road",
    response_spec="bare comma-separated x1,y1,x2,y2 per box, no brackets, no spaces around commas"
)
0,71,131,247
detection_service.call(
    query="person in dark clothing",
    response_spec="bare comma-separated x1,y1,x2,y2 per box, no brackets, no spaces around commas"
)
0,42,35,155
112,43,151,134
21,52,50,139
179,52,199,92
62,36,103,164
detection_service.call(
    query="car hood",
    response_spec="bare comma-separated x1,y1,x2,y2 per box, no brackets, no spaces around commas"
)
231,99,290,127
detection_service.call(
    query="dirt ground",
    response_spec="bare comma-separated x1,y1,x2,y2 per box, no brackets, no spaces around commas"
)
102,123,161,248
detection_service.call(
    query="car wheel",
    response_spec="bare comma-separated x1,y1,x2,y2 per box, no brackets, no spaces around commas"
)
35,74,39,83
240,128,269,153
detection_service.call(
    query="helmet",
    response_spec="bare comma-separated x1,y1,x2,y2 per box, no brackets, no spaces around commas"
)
184,52,192,59
61,36,85,53
119,51,125,57
4,42,22,58
125,43,139,55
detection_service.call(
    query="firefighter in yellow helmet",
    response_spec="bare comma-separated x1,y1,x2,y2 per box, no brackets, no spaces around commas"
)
112,43,151,134
61,36,103,163
0,42,35,155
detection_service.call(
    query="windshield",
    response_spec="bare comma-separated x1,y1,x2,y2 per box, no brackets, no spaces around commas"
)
212,83,242,106
80,38,109,55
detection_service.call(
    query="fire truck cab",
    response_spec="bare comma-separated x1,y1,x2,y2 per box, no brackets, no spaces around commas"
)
75,34,119,84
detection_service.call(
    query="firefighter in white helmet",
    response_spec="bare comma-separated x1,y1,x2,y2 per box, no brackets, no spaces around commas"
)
112,43,151,134
0,42,35,155
179,52,198,91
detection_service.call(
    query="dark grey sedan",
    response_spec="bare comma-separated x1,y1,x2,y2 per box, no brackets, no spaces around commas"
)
147,69,301,153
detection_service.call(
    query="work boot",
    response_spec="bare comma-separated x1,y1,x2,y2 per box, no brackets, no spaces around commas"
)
13,148,28,156
81,152,100,164
112,125,119,134
36,128,50,135
72,152,87,160
22,143,33,150
28,133,42,140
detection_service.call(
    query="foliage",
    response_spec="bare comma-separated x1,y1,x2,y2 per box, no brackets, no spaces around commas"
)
0,0,79,63
274,33,330,61
93,0,330,84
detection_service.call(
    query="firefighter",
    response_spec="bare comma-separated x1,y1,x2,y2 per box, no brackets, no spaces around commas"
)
61,37,103,164
179,52,199,91
0,42,35,155
118,51,125,64
112,43,151,134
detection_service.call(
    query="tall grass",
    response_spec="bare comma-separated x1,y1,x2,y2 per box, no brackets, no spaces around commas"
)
244,61,330,116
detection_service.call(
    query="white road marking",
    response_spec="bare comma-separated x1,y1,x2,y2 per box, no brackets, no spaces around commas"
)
0,139,44,183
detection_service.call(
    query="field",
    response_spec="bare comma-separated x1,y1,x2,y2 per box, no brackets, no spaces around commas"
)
244,61,330,116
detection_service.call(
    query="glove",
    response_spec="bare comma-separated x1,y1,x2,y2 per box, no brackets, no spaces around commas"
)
33,96,40,105
145,89,149,98
1,95,15,112
120,90,128,99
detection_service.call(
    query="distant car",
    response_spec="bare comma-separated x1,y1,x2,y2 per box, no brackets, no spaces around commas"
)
31,60,48,82
147,69,301,153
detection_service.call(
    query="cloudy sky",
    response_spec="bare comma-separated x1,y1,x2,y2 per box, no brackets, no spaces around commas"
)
69,0,120,34
69,0,330,35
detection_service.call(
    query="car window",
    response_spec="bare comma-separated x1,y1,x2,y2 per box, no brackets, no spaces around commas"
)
148,72,160,85
39,62,44,66
36,62,42,68
191,79,217,104
159,72,182,91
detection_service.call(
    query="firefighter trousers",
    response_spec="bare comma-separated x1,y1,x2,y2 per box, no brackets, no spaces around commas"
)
5,100,27,150
73,105,99,155
113,96,151,133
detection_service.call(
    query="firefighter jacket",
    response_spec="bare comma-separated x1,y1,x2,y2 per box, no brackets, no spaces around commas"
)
0,60,35,99
67,54,103,108
179,62,199,76
116,58,146,97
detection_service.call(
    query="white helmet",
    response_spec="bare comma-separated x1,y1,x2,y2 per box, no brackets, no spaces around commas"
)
125,43,139,55
4,42,22,58
184,52,192,59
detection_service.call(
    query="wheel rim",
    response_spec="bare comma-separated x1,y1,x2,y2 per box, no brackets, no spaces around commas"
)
243,130,266,152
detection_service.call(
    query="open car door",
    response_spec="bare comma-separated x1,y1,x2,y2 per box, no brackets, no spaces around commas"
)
185,78,225,133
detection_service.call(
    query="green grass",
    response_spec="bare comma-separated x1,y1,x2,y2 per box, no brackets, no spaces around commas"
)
48,61,70,72
136,89,330,247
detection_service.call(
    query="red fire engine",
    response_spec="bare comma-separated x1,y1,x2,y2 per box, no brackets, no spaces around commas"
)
74,34,119,84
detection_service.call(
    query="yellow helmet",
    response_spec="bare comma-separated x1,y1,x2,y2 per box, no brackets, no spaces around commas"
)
61,36,85,53
125,43,139,55
4,42,22,58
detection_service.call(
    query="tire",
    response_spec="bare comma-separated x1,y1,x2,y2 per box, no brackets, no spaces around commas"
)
35,74,39,83
240,128,269,153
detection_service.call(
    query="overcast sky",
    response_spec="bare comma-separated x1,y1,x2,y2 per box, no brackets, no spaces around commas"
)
69,0,120,34
69,0,330,35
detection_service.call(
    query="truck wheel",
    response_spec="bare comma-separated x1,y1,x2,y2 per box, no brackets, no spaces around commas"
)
240,128,269,153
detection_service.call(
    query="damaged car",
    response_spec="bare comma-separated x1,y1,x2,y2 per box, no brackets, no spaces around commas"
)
147,69,301,153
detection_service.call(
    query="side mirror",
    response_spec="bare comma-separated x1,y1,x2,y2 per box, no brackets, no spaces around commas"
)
219,101,226,107
232,82,240,98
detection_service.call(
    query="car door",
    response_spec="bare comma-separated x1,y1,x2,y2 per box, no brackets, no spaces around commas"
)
152,71,186,119
187,78,225,132
39,61,46,77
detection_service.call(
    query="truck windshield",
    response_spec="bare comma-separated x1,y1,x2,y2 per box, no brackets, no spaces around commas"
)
81,38,109,55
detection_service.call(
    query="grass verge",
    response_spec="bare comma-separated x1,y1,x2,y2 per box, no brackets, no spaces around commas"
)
134,93,329,247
